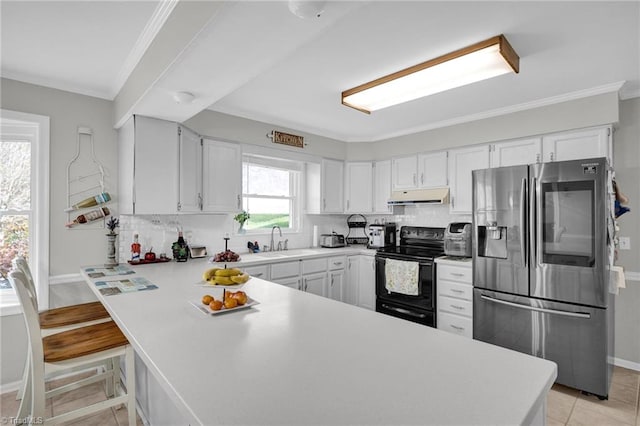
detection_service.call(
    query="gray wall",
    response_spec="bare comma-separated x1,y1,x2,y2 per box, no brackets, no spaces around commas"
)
1,78,118,276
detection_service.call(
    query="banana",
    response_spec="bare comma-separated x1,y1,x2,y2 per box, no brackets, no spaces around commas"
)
214,268,242,277
230,273,250,284
208,276,236,285
202,268,220,281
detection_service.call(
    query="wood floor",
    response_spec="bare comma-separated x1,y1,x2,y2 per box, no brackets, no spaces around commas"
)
1,366,638,425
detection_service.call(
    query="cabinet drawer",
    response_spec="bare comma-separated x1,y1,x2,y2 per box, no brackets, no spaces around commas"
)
437,264,472,283
438,279,472,300
243,265,269,280
438,295,473,318
270,261,300,279
302,258,327,275
438,312,473,338
327,256,346,270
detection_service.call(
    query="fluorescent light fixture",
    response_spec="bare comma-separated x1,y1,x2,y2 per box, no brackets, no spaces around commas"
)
342,35,519,114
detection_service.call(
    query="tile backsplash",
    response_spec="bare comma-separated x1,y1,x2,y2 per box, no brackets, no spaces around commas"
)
117,204,469,262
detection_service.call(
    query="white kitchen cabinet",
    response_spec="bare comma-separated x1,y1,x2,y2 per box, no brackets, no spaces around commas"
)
302,272,327,297
345,161,373,213
542,126,612,162
243,264,270,281
328,255,347,302
417,151,448,188
118,115,179,215
178,126,202,212
448,145,490,214
306,159,344,214
202,139,242,212
346,255,375,309
391,155,418,190
346,256,359,306
392,151,448,191
373,160,392,214
436,258,473,339
490,137,542,168
358,255,376,311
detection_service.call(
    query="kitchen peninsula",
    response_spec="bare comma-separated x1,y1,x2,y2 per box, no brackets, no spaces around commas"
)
81,259,556,425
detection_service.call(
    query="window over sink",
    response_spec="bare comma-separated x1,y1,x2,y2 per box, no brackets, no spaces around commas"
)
241,155,301,233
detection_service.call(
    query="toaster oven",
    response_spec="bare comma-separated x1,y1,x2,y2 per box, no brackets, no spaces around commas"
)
320,233,346,248
444,222,472,257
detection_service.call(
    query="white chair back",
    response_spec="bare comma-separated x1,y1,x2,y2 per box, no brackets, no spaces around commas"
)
11,257,38,311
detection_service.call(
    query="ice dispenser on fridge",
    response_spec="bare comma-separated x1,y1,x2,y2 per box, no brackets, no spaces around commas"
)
476,220,508,259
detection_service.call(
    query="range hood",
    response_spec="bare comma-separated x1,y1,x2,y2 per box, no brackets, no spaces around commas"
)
387,187,450,205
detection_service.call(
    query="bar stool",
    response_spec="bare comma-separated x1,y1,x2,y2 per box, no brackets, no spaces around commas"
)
12,257,113,401
10,270,136,425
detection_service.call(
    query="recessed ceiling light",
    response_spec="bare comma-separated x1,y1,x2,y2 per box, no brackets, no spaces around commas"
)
288,0,325,19
173,91,195,104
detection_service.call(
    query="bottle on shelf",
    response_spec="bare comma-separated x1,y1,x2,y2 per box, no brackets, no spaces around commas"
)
131,234,141,263
65,192,111,212
172,231,189,262
65,207,110,227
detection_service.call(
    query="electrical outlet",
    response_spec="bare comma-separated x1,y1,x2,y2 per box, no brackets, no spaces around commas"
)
619,236,631,250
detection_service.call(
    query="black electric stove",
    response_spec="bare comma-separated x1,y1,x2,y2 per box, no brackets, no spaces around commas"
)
375,226,445,327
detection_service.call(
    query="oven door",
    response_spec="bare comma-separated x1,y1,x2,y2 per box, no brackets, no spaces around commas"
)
375,254,435,311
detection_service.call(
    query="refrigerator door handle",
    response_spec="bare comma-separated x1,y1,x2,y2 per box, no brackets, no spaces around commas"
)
530,177,538,266
520,178,527,267
480,295,591,319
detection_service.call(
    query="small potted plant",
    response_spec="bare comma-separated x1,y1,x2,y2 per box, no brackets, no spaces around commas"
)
234,210,250,234
105,216,120,267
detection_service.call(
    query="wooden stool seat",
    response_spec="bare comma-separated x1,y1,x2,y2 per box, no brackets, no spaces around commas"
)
39,301,110,329
43,321,129,362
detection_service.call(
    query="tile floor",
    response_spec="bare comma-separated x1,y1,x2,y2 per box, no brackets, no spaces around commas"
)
1,366,638,425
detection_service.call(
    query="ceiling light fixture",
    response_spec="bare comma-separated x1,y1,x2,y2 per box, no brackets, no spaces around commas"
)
173,91,195,104
288,0,325,19
341,34,520,114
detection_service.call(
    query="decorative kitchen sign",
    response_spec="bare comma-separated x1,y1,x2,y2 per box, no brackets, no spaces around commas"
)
268,130,304,148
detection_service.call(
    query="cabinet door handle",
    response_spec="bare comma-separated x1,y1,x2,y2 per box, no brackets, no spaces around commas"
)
450,289,465,294
323,198,326,210
333,262,343,266
198,193,203,210
450,305,465,310
550,152,555,162
331,276,334,286
420,173,424,185
450,325,465,331
254,273,263,277
347,200,350,210
413,174,417,185
237,194,241,209
450,272,464,277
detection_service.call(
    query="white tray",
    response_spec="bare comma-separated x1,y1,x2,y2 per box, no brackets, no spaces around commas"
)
190,297,258,316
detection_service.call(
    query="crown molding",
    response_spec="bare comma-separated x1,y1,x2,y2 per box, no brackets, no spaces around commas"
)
110,0,179,98
353,81,627,143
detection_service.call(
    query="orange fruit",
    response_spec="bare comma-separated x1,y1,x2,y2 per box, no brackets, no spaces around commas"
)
223,298,238,309
209,300,223,311
232,291,248,306
202,295,214,305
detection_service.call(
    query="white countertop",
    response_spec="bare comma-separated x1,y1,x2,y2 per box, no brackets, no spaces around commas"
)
82,260,556,425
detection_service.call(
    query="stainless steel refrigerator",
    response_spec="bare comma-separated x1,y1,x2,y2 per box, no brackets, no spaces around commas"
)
472,157,614,399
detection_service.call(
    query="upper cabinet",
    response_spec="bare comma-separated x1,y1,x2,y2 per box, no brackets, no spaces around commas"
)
392,151,448,191
118,115,179,215
417,151,448,187
306,159,344,214
373,160,392,214
542,126,612,162
448,145,490,214
345,162,373,213
118,115,242,215
202,139,242,213
178,126,203,213
490,137,542,168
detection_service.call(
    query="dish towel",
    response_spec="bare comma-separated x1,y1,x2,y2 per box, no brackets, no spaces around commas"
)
385,258,420,296
609,266,627,295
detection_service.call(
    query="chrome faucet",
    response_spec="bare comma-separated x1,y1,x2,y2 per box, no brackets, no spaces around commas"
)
270,225,282,251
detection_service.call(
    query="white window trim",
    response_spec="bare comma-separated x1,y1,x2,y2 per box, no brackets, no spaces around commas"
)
1,109,50,315
241,155,302,235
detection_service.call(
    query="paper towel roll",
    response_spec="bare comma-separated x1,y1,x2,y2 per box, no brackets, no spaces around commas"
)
312,225,318,247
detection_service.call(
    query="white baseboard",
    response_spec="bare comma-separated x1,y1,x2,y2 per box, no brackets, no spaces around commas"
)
0,379,22,394
49,273,83,285
613,357,640,372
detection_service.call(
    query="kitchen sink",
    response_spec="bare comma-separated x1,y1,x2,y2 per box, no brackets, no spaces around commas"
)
255,252,288,258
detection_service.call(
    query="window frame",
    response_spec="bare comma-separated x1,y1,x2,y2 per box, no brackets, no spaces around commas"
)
1,110,50,315
241,155,302,234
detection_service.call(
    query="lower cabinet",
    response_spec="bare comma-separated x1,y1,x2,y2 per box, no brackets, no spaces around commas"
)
435,258,473,338
346,255,376,310
302,272,327,297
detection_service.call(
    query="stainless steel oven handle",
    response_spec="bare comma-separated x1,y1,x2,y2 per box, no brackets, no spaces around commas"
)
381,304,426,319
480,295,591,319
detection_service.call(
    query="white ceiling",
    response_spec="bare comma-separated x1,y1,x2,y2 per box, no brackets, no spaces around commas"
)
2,1,639,142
